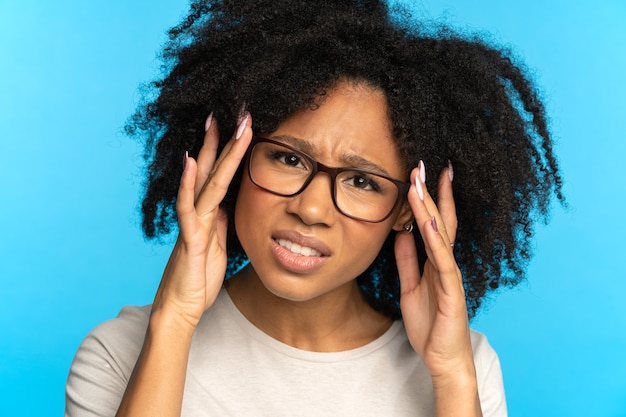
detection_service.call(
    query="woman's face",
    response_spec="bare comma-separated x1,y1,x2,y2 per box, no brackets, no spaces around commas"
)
235,81,411,303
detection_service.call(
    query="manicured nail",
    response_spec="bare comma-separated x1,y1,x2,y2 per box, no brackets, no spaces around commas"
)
183,151,189,171
431,216,438,232
237,103,247,124
235,114,248,140
204,112,213,132
415,172,424,200
419,160,426,183
448,159,454,182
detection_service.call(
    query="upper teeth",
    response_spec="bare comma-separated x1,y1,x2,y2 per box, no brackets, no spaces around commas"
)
276,239,322,257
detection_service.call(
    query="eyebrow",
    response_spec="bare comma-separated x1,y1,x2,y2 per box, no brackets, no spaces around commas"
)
268,134,392,176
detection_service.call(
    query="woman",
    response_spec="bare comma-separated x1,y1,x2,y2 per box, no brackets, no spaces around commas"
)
66,0,563,416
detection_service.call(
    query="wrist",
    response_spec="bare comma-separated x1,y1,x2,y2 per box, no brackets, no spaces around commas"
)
432,369,478,392
149,303,199,341
431,366,482,417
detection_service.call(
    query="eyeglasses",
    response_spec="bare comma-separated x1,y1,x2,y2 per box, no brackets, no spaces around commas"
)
247,137,410,222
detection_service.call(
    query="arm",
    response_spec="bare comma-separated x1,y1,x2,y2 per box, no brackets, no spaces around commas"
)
114,113,253,417
395,161,483,417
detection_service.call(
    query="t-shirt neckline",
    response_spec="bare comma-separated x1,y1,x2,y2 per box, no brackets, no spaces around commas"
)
218,288,404,363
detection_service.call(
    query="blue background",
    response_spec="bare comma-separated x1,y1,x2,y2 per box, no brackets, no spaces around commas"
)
1,1,625,415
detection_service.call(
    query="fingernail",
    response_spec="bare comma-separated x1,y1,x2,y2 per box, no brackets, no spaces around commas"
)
183,150,189,171
204,112,213,132
431,216,438,232
448,159,454,182
237,103,247,124
415,172,424,200
235,114,248,140
419,160,426,183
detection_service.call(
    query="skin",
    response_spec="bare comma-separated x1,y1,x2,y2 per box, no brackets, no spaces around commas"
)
115,80,481,416
228,83,410,351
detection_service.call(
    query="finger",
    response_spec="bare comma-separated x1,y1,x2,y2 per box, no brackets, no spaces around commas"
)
406,163,465,302
195,113,253,217
437,162,457,244
407,162,451,250
421,216,465,299
406,163,435,243
210,112,249,172
194,113,219,199
421,216,459,274
176,154,200,235
394,231,422,294
407,164,457,273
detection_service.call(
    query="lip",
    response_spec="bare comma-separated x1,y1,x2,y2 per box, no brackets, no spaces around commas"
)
272,230,332,256
270,230,331,274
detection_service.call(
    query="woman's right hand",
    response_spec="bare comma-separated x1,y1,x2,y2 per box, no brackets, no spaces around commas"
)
151,112,253,329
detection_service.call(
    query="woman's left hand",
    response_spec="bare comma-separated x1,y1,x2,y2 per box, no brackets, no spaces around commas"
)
394,162,476,388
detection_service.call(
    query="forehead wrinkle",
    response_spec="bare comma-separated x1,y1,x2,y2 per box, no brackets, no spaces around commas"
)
267,134,392,176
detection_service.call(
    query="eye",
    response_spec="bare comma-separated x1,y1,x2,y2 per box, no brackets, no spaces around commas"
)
345,172,382,192
268,150,307,169
282,153,301,167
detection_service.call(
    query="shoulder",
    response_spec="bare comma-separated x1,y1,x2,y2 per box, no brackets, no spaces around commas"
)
80,305,151,370
469,329,499,368
65,305,151,416
469,329,505,387
469,329,508,417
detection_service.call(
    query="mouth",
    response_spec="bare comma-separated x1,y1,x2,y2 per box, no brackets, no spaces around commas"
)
274,238,323,257
271,230,331,257
269,231,331,274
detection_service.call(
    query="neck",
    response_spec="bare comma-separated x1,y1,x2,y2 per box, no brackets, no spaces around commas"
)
226,266,392,352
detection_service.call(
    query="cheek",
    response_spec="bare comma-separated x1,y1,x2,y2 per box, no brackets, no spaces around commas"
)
234,178,263,239
340,223,394,268
234,176,284,250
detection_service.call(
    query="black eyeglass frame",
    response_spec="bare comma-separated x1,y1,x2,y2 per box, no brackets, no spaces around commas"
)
246,136,411,223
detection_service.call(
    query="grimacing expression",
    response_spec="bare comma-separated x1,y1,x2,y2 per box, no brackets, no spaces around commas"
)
234,81,412,303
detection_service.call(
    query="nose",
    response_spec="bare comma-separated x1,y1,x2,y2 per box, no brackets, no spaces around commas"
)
285,172,336,227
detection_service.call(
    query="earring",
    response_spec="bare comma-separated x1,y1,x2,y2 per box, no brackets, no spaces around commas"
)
403,223,414,233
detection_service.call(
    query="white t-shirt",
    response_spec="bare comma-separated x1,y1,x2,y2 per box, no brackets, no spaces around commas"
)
66,289,507,416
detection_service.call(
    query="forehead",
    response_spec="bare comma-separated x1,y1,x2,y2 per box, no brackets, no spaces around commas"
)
268,81,406,178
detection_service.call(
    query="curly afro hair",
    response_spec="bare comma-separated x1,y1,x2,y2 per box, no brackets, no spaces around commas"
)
126,0,564,320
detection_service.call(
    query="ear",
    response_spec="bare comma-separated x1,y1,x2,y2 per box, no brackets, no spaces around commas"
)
391,201,414,232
